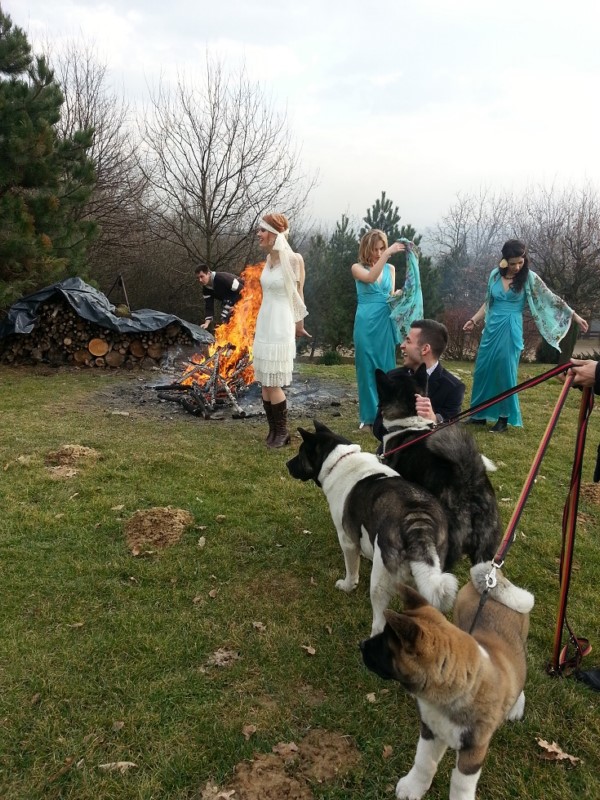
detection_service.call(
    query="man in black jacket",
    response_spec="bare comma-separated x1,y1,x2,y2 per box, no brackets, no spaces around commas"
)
373,319,465,443
196,264,244,329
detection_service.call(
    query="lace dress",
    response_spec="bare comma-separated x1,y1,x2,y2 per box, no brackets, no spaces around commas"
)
253,259,297,387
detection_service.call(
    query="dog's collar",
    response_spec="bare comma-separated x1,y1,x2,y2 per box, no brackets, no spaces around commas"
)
319,444,361,483
383,415,434,432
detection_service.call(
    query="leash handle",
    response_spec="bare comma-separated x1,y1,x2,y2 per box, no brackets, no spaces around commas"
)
549,386,595,676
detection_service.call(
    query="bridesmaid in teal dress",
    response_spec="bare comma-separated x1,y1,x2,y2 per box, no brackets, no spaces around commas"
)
464,239,588,432
351,230,410,428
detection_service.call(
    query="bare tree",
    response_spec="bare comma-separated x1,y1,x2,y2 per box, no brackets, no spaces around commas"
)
431,189,513,306
515,184,600,314
137,57,315,277
52,39,150,283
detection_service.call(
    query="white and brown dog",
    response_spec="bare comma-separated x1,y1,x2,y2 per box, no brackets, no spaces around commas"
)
360,563,533,800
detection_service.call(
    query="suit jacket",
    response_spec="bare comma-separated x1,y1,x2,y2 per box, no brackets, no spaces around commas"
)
373,362,466,442
202,272,244,321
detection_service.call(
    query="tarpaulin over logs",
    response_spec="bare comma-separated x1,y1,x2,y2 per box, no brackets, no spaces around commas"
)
0,277,214,345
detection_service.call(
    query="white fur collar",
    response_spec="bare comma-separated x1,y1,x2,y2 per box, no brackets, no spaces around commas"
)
382,415,433,432
319,444,362,483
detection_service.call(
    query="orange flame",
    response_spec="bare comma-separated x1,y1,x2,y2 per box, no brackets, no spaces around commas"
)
182,262,265,387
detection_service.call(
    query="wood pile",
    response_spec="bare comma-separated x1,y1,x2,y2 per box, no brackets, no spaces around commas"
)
0,297,204,369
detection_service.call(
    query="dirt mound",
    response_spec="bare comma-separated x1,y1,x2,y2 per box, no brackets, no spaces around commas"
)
581,483,600,505
45,444,101,466
124,507,194,553
217,728,361,799
43,444,101,479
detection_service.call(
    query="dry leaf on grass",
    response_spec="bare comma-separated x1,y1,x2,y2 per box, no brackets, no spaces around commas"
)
366,692,377,703
46,466,78,480
208,588,218,599
242,724,257,740
536,738,581,766
252,621,266,632
200,785,236,800
272,741,299,759
301,645,316,656
198,536,207,548
47,757,76,783
215,514,226,522
98,761,138,773
203,649,241,669
382,745,393,759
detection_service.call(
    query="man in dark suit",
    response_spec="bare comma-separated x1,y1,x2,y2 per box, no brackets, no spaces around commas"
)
373,319,465,443
196,264,244,330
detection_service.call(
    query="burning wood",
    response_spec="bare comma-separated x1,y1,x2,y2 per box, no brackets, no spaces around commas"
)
155,262,264,419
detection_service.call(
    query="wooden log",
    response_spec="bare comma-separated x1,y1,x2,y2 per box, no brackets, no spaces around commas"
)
129,339,145,358
147,343,163,359
73,349,90,364
88,338,109,357
105,351,125,368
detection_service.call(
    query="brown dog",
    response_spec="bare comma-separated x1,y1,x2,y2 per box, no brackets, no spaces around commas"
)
360,563,533,800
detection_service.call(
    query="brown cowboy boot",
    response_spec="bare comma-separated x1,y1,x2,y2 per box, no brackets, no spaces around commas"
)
263,400,276,446
268,399,291,448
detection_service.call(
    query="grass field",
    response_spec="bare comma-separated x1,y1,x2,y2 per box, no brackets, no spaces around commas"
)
0,361,599,799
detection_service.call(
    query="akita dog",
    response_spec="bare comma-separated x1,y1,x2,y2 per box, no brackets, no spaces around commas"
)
376,367,501,570
286,421,457,635
361,565,533,800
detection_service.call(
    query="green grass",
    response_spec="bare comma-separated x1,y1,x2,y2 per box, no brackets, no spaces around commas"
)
0,362,599,799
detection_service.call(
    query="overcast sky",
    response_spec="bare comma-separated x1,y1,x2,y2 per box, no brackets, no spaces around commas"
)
11,0,600,235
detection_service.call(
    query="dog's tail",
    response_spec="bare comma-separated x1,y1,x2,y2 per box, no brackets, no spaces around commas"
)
410,559,458,613
470,561,534,613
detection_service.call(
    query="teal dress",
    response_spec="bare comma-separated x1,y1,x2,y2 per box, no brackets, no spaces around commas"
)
470,277,526,426
353,264,399,425
470,268,574,427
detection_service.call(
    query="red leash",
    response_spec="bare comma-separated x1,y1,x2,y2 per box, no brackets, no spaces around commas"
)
547,386,595,676
469,374,576,630
381,362,571,460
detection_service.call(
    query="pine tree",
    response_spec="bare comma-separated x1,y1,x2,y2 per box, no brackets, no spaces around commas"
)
0,9,96,309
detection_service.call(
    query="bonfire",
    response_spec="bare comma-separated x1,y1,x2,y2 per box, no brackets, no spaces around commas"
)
181,262,264,389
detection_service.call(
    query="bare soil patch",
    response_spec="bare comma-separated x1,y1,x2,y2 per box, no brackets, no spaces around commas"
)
124,506,194,553
203,728,361,799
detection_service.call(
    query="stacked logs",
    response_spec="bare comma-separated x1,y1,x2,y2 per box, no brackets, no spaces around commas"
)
0,298,202,369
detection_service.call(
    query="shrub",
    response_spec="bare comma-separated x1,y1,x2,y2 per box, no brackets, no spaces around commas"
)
320,349,343,365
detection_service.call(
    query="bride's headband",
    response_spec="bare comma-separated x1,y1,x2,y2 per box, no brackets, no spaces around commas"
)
260,219,289,237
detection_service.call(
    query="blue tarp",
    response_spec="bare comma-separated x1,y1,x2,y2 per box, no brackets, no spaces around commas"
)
0,277,214,346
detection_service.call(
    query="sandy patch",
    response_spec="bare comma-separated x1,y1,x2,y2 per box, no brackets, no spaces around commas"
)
124,506,194,553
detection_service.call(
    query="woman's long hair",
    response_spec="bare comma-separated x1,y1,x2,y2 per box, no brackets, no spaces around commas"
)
499,239,529,293
358,229,388,266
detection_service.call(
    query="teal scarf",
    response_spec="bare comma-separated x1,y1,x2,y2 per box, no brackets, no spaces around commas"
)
485,268,574,350
388,239,424,340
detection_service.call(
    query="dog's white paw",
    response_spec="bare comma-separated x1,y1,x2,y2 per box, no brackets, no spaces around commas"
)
335,578,358,593
396,773,428,800
507,690,525,721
